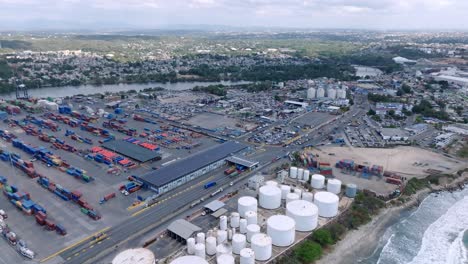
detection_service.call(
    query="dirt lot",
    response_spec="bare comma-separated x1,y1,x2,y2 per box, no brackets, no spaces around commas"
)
317,145,464,177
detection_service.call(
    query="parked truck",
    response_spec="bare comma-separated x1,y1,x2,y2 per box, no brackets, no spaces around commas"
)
204,181,217,189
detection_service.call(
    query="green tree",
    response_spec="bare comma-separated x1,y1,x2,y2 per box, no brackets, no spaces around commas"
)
327,224,346,241
312,229,334,246
293,241,323,263
367,109,376,115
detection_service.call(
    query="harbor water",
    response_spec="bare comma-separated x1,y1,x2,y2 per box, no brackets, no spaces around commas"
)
2,80,250,99
359,186,468,264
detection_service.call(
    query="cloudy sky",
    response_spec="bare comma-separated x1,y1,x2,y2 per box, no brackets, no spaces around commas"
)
0,0,467,30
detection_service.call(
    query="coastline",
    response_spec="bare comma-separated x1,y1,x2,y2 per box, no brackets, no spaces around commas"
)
317,171,468,264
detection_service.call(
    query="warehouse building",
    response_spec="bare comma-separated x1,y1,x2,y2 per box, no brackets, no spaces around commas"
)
134,141,246,194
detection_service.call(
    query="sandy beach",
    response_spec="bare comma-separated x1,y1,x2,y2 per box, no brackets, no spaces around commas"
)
317,171,468,264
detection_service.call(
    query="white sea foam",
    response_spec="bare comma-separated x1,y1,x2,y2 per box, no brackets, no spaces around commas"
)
408,196,468,264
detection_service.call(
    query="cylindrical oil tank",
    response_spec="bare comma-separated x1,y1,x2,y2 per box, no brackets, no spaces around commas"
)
307,87,316,99
259,185,281,209
194,243,206,259
216,243,232,257
345,184,357,198
327,179,342,194
289,167,298,179
251,233,272,261
207,230,213,238
316,87,325,98
216,254,234,264
220,215,227,231
206,237,217,255
230,212,240,228
314,191,339,217
297,168,304,180
239,248,255,264
266,215,295,247
311,174,325,189
187,238,196,254
294,187,302,198
238,197,257,217
232,234,246,254
303,170,310,182
196,233,205,244
327,88,337,99
246,224,260,242
302,192,313,202
217,230,227,244
286,200,318,231
170,256,208,264
245,211,257,225
112,248,155,264
228,229,233,241
280,185,291,199
239,219,248,234
265,180,278,187
286,192,300,204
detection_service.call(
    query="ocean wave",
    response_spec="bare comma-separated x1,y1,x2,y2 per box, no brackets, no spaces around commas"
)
408,196,468,264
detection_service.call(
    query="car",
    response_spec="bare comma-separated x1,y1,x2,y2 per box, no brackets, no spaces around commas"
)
229,182,234,186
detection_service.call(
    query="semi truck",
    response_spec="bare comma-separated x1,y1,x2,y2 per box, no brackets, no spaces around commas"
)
204,181,217,189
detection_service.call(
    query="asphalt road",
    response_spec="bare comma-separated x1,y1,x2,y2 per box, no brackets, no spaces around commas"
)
58,98,366,264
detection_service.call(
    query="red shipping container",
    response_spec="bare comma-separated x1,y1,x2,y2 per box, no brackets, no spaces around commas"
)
35,215,45,225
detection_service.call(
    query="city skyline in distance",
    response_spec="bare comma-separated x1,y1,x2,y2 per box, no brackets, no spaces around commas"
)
0,0,468,31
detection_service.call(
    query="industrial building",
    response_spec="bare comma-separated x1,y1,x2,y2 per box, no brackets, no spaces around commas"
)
101,140,161,163
133,141,247,194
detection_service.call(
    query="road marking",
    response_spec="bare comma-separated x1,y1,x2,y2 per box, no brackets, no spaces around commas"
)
81,249,87,253
90,245,94,249
74,253,80,257
40,226,110,263
67,257,71,261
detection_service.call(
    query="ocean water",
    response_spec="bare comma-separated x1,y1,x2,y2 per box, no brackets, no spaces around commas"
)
359,187,468,264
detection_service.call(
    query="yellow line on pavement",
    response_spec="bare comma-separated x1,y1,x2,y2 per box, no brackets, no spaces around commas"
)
40,226,110,263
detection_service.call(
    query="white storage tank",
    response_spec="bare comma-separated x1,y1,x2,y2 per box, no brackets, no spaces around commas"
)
307,87,316,99
327,179,342,194
266,215,295,247
259,185,281,209
216,243,232,257
265,180,278,187
251,233,272,261
316,87,325,98
289,167,298,179
216,254,234,264
217,230,227,244
239,219,248,234
238,197,257,217
286,200,319,231
297,168,304,180
232,234,247,254
112,248,156,264
245,210,257,225
302,192,313,202
239,248,255,264
345,183,357,198
169,256,208,264
294,187,302,198
303,170,310,182
246,224,260,242
311,174,325,189
286,192,300,204
327,88,337,99
280,185,291,199
194,243,206,259
196,233,205,244
206,237,217,256
187,238,196,254
230,212,240,228
314,191,339,217
220,215,227,231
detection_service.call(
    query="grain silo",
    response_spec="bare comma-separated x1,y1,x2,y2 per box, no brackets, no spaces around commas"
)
316,87,325,98
327,88,337,99
307,87,316,99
